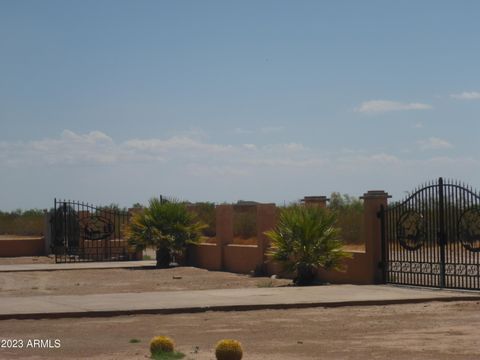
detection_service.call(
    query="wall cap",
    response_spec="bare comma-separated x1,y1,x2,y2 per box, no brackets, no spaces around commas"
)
302,196,329,202
360,190,392,199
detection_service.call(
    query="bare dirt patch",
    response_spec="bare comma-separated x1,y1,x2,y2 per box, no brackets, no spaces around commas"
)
1,301,480,359
0,256,55,266
0,267,290,297
0,235,44,241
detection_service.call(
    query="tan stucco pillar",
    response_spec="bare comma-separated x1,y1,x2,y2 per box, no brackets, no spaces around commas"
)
215,204,234,269
215,205,234,246
256,203,277,257
361,190,390,284
303,196,328,208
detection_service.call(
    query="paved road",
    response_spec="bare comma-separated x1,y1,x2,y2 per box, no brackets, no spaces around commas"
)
1,284,479,320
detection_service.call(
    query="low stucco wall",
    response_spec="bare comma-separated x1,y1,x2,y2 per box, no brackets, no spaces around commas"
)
187,243,222,271
0,237,45,257
223,244,263,274
317,251,372,284
265,251,371,284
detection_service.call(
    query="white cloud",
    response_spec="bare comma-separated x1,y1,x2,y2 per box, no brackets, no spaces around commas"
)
3,130,475,202
0,130,311,170
356,100,432,114
450,91,480,100
417,137,453,150
243,144,257,150
3,130,480,210
124,136,233,155
413,122,424,129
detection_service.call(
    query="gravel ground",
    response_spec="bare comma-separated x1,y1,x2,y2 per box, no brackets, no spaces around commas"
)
0,267,291,297
0,256,55,265
1,301,480,359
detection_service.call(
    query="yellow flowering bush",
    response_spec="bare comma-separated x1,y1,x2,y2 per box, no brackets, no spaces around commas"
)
150,336,174,355
215,339,243,360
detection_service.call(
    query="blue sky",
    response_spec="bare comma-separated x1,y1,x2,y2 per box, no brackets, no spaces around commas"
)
1,1,480,210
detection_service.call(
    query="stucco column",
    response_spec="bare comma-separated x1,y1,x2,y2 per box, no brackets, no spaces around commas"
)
303,196,328,208
361,190,390,284
215,204,233,269
216,205,233,246
256,204,277,259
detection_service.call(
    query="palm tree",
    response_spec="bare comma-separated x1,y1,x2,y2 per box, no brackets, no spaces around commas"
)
125,197,205,268
266,205,350,285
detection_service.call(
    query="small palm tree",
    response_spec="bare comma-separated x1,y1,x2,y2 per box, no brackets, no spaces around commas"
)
125,197,205,268
266,205,351,285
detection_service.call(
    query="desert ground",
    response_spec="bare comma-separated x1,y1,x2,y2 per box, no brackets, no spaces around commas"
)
1,301,480,359
1,260,479,359
0,266,291,297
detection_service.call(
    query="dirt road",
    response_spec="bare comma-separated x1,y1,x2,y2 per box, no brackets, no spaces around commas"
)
1,301,479,359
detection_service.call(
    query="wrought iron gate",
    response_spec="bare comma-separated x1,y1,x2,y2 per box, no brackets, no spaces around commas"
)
52,199,133,263
380,178,480,290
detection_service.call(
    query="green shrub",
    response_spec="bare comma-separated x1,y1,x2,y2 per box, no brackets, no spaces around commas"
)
215,339,243,360
266,205,351,285
125,197,206,268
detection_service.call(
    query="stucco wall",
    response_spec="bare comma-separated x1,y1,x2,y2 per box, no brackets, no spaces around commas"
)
187,194,388,285
0,237,45,257
316,251,371,284
187,243,222,271
223,244,263,274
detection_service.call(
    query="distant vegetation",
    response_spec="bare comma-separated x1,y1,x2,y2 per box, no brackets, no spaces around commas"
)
0,195,364,243
328,192,364,245
233,206,257,239
0,209,45,236
190,202,216,237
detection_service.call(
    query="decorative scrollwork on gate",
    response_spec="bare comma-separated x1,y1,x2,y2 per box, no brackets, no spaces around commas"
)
396,210,426,251
432,263,441,274
421,263,431,274
458,208,480,252
445,264,455,275
467,265,478,276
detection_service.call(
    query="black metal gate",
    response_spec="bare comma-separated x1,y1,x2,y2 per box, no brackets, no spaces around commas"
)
380,178,480,290
52,199,133,263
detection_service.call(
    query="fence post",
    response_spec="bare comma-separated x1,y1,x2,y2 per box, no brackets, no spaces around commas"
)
43,209,51,255
361,190,390,284
215,204,233,270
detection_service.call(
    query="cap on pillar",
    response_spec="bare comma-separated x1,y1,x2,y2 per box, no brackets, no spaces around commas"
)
360,190,391,200
302,196,329,208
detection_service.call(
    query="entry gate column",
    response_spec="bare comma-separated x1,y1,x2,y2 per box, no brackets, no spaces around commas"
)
361,190,390,284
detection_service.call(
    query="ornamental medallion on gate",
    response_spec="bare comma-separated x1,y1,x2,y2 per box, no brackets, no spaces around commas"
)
458,207,480,252
396,210,426,251
79,215,114,241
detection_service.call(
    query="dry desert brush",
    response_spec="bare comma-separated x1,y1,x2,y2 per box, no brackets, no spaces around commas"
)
266,204,351,285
